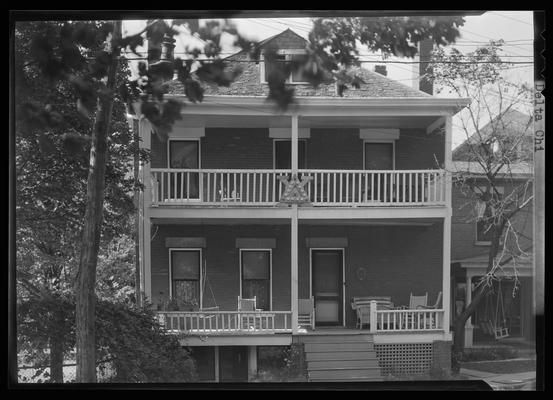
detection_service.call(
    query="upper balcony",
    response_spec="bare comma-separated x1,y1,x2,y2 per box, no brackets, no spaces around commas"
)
150,168,446,207
139,95,469,214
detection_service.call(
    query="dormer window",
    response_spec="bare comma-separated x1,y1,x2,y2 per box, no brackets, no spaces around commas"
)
260,50,309,84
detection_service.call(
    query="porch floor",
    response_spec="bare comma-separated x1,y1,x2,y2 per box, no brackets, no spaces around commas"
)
296,327,373,336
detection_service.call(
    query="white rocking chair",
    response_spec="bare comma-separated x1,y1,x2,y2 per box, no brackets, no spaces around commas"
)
298,297,315,330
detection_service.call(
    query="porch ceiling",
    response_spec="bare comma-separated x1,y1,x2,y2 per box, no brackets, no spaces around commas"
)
176,114,440,129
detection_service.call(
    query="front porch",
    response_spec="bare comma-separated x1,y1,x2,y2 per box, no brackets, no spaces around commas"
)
156,306,446,336
149,221,449,340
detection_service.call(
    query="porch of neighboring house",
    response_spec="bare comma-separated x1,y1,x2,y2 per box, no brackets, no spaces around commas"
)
450,259,535,348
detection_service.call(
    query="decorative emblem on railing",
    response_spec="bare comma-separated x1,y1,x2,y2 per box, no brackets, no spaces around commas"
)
278,174,313,205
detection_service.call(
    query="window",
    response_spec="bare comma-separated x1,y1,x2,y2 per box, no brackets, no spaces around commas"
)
364,142,394,170
168,139,200,199
240,250,271,310
289,54,309,83
274,139,306,169
264,53,287,82
261,51,309,84
475,186,504,244
169,139,199,169
170,249,201,306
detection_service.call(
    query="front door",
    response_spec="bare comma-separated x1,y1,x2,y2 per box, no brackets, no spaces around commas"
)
168,139,200,200
311,249,344,326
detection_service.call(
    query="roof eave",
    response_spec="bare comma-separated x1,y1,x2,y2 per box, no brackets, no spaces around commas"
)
166,94,471,114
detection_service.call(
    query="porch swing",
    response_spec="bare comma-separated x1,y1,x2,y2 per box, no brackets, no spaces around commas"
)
196,258,221,332
480,281,510,340
200,258,219,312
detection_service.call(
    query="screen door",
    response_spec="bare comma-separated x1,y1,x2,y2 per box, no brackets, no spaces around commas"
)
312,249,344,326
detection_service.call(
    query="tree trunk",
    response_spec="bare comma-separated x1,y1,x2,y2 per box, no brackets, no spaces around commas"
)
75,20,122,383
451,219,506,372
49,308,65,383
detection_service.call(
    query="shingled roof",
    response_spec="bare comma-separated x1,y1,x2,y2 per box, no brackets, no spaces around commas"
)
166,29,433,99
452,109,534,161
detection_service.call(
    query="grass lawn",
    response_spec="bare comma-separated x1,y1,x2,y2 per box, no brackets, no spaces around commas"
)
462,359,536,374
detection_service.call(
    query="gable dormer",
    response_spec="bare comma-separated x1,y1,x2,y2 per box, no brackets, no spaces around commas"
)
257,29,310,84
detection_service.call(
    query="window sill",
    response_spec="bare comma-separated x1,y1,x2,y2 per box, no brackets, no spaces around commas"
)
474,241,491,246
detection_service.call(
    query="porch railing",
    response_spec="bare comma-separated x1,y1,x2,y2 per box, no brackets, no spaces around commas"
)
156,310,292,335
367,301,445,332
299,169,446,205
151,169,290,205
150,169,446,206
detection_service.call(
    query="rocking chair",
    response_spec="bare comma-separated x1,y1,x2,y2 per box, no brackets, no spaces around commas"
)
298,297,315,330
238,296,260,330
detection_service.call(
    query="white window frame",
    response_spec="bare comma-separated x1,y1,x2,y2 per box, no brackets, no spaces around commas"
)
168,248,203,308
363,139,396,170
260,49,310,85
239,248,273,311
167,138,202,169
474,185,505,246
309,248,346,327
272,138,307,170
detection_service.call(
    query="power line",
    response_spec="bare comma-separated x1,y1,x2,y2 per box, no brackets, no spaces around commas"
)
454,39,533,44
124,56,533,65
260,18,312,32
488,11,534,26
459,29,530,59
248,19,289,34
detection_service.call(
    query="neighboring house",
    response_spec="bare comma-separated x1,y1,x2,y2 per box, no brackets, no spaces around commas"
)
135,29,469,382
450,110,534,348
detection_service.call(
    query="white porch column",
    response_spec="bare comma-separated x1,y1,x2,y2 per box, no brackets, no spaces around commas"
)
442,115,453,334
291,205,299,334
247,346,257,381
291,114,299,334
464,274,474,347
139,117,153,303
291,114,299,173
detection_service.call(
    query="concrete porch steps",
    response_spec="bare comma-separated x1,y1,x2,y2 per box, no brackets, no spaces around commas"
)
299,334,382,382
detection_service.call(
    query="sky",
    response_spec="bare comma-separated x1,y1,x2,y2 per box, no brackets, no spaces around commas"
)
122,11,535,148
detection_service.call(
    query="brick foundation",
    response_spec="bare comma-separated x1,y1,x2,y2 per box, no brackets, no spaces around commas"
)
431,340,452,377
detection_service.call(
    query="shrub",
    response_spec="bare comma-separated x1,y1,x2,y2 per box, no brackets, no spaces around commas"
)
17,296,198,383
460,347,519,362
253,344,307,382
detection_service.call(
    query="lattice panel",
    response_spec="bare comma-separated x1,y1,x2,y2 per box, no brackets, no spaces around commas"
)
375,343,433,376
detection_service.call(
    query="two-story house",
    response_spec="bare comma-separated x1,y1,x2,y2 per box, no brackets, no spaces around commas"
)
135,29,469,382
450,109,534,348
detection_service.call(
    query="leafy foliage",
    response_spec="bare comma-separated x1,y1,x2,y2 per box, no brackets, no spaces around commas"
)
15,20,147,382
303,16,464,97
95,300,197,382
253,345,307,382
17,296,197,382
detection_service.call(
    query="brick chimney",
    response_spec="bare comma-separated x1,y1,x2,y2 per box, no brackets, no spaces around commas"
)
374,65,387,76
412,38,434,94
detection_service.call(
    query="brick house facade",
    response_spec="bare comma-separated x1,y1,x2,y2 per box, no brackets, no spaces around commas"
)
136,29,470,382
